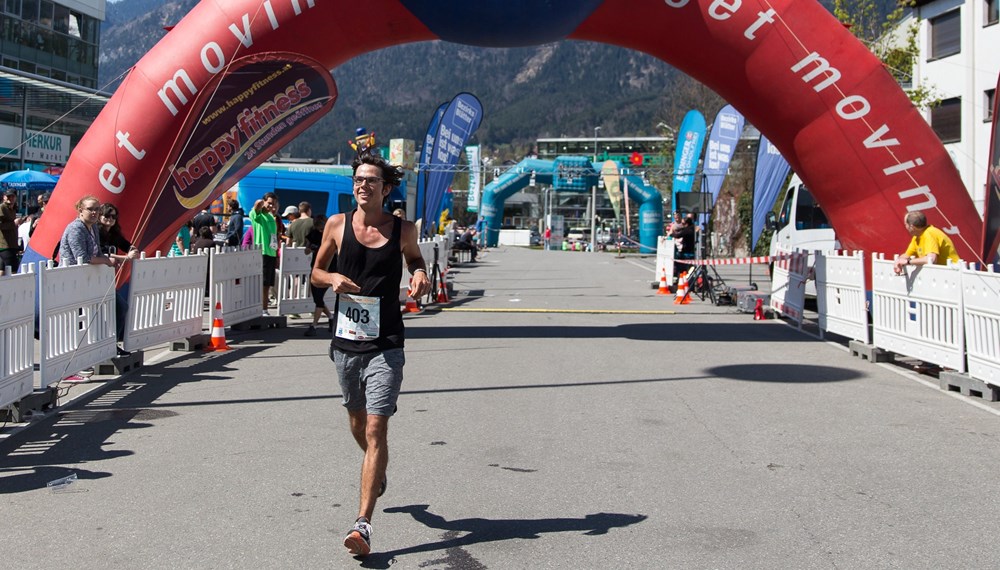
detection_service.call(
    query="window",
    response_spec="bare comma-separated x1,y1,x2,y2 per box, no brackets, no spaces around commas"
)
987,89,996,122
794,185,831,230
988,0,999,26
931,98,962,142
929,10,961,59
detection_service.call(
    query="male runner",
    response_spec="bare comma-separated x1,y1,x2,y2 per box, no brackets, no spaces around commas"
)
311,150,430,557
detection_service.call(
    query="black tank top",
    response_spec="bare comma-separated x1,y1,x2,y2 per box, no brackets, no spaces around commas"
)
331,209,404,353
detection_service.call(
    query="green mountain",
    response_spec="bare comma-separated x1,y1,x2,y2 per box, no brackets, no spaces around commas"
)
98,1,690,159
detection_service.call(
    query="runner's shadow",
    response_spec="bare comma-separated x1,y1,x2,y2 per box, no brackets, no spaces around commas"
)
360,504,647,568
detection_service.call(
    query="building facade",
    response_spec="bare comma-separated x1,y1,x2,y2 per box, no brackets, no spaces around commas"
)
0,0,108,174
909,0,999,214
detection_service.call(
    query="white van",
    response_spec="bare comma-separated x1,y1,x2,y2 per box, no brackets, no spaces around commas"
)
767,173,839,295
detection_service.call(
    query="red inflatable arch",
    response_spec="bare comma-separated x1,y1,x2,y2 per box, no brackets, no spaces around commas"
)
25,0,987,269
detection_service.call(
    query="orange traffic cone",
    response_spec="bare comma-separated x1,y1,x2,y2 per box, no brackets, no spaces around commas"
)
656,267,670,295
437,280,450,303
403,294,422,314
206,302,232,351
673,271,691,305
436,272,450,303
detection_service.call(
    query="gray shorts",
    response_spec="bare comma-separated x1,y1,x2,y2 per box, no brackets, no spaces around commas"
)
331,347,404,416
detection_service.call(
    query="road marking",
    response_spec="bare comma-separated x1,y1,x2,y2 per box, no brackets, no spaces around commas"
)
624,259,655,272
439,308,676,314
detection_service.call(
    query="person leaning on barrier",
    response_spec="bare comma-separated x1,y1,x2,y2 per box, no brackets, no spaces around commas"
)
893,211,959,275
310,149,430,558
97,202,139,353
59,196,118,269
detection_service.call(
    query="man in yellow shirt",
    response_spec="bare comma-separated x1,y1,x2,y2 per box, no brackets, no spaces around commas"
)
893,211,959,275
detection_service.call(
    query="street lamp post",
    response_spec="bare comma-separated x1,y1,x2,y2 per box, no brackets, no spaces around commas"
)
593,126,601,163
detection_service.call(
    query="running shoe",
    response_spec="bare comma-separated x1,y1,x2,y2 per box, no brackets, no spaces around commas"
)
304,325,317,337
344,517,372,557
61,374,90,384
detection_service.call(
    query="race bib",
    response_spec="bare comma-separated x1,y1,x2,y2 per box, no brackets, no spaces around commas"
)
335,294,380,341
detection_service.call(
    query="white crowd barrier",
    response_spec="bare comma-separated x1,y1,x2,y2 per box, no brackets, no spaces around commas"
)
400,238,441,302
276,246,335,315
769,250,808,327
38,261,117,387
0,268,36,409
209,247,264,326
871,255,966,372
655,236,676,286
961,264,1000,384
124,251,209,352
816,250,869,344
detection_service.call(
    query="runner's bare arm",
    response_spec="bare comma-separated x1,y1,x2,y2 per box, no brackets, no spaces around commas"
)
310,214,360,293
400,221,430,298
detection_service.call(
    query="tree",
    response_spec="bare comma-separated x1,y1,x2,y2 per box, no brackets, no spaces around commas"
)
833,0,940,110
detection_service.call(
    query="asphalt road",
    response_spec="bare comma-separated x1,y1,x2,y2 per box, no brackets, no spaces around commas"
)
2,246,999,569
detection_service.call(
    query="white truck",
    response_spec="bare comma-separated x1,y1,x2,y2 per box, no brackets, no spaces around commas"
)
766,173,839,296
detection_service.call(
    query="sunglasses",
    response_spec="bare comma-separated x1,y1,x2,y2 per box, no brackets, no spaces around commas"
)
103,213,117,219
353,176,384,186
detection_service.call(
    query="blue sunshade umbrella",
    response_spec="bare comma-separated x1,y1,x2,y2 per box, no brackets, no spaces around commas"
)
0,169,58,189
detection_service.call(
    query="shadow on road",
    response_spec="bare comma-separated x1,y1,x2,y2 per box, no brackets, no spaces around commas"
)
0,344,267,494
359,504,647,568
408,322,816,343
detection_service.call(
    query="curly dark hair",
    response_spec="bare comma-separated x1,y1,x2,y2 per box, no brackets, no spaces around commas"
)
352,148,403,188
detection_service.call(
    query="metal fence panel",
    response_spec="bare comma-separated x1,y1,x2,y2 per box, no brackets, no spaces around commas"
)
0,268,36,409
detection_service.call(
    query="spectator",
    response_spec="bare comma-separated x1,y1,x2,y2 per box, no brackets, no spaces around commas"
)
288,201,313,247
250,192,279,315
280,204,298,245
241,225,254,250
97,202,139,351
1,189,26,274
543,226,551,250
28,191,50,237
57,197,121,380
225,198,244,247
893,211,960,275
671,216,696,281
191,206,219,236
303,214,332,336
191,225,217,252
98,203,135,256
170,220,193,256
454,226,477,262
